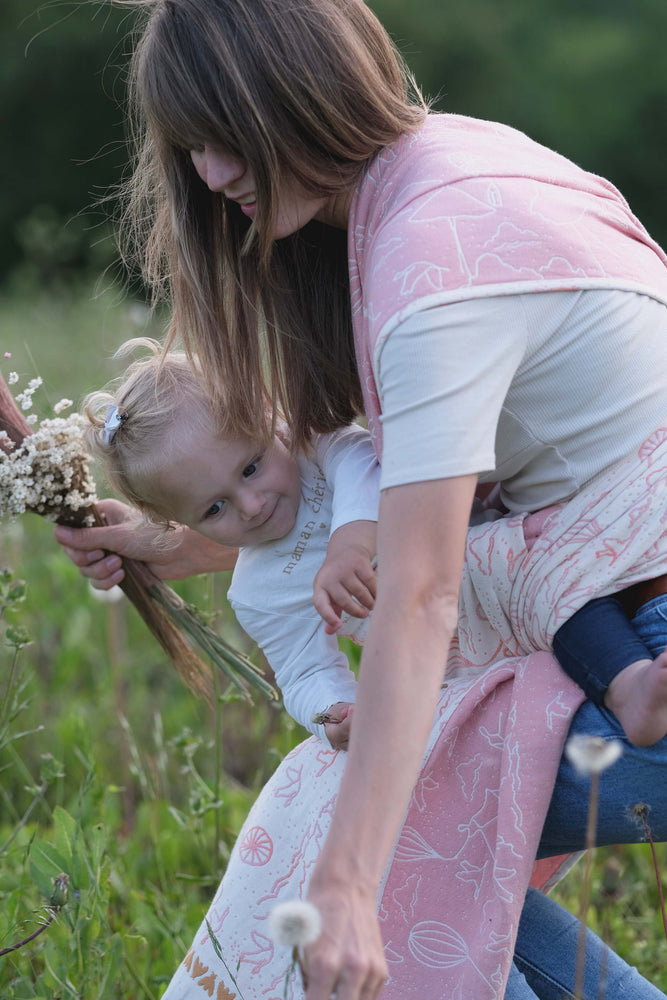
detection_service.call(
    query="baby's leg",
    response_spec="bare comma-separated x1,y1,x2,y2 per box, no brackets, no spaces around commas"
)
554,595,667,746
604,651,667,747
608,593,667,745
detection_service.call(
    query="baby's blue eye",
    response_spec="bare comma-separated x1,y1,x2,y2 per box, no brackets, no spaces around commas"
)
205,500,225,519
243,459,259,478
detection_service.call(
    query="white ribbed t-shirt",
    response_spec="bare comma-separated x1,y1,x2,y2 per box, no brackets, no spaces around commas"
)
376,289,667,511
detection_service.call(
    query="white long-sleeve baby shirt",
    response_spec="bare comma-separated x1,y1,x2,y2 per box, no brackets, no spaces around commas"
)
227,425,380,742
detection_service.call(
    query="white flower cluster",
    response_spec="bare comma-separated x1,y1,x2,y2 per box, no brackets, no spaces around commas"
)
0,413,97,524
15,376,43,411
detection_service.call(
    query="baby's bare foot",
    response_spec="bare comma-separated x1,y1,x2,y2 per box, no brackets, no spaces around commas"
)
605,649,667,746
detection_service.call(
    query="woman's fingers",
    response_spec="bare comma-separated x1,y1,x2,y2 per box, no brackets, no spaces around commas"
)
304,947,386,1000
56,540,124,589
302,885,388,1000
57,542,105,568
85,556,125,590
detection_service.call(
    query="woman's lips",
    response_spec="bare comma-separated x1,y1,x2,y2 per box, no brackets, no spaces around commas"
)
239,201,257,218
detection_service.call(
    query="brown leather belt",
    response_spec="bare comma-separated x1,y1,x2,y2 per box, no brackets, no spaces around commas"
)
618,573,667,617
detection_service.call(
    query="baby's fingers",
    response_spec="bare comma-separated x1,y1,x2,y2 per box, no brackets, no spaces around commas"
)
325,706,353,750
337,578,374,616
313,589,343,632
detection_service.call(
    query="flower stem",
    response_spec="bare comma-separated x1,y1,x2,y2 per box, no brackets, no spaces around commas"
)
634,803,667,940
574,771,599,999
0,912,55,957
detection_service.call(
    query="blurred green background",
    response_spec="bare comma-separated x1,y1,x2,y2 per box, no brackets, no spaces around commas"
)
1,0,666,290
1,1,666,995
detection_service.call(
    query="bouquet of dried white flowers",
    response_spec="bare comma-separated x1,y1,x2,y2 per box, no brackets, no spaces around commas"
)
0,365,276,703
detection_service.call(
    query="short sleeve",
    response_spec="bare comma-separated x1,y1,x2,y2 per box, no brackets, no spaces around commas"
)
375,296,528,490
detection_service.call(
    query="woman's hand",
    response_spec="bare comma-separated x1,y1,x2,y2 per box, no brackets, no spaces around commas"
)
302,876,387,1000
53,497,238,588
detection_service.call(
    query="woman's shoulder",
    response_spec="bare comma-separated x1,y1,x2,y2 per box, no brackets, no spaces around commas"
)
360,112,597,203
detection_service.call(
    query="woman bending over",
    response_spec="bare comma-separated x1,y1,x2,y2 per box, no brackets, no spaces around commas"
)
56,2,667,997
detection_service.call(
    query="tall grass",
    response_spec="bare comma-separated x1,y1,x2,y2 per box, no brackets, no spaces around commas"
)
1,281,665,995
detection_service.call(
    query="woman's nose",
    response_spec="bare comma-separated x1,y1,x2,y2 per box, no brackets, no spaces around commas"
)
191,145,247,193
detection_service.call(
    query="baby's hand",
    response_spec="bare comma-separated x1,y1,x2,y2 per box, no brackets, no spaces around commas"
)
313,521,377,635
313,702,354,751
522,504,562,552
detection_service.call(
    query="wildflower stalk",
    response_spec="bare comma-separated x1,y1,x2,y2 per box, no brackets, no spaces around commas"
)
565,736,624,1000
0,912,56,957
205,919,247,1000
0,782,47,855
574,770,599,1000
149,579,275,701
123,951,158,1000
0,873,69,958
634,803,667,940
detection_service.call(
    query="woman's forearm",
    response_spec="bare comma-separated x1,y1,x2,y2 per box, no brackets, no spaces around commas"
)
54,497,238,586
312,474,476,888
318,592,458,886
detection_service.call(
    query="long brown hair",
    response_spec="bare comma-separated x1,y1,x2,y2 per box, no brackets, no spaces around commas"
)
120,0,426,447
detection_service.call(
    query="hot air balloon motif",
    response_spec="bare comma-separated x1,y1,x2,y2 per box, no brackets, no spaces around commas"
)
394,827,443,863
407,920,494,993
408,920,470,969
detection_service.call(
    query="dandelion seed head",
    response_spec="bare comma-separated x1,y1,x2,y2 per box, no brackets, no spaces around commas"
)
268,900,322,948
565,735,623,775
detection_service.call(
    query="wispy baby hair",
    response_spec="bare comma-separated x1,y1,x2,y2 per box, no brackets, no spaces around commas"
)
84,337,221,524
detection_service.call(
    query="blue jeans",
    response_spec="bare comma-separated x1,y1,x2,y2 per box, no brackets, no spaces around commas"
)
506,596,667,999
554,594,667,704
509,886,666,999
506,701,667,998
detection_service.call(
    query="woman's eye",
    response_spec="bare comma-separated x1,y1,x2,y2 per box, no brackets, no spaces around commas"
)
243,459,260,478
205,500,225,519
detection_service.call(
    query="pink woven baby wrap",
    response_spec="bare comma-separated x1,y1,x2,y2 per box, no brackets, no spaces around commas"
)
162,428,667,999
348,114,667,458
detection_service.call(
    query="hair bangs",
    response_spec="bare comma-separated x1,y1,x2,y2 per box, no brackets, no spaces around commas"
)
135,5,245,159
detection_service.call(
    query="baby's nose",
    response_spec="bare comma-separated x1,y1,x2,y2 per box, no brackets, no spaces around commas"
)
238,490,263,520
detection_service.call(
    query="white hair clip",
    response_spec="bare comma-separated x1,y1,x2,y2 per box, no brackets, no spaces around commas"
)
103,404,127,445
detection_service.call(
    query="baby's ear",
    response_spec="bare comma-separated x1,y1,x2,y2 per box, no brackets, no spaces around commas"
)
273,418,292,449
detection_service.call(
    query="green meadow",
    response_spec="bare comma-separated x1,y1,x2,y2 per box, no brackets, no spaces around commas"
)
1,282,666,996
